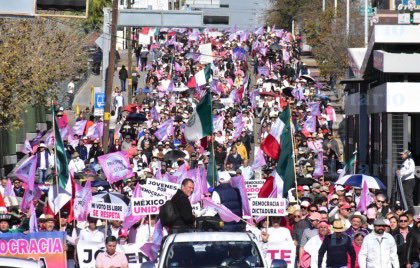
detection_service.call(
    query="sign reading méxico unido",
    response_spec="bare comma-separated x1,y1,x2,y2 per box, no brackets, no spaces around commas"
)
250,198,287,216
90,202,126,221
77,240,148,268
245,180,265,196
0,231,66,268
131,197,167,216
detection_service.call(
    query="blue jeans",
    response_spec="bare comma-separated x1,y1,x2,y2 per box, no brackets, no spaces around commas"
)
38,168,48,183
120,79,126,91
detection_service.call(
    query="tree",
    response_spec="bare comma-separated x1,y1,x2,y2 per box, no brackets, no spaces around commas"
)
0,18,87,129
83,0,112,31
266,0,310,31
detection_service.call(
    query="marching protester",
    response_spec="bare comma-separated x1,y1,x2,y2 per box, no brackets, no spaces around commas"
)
2,25,418,268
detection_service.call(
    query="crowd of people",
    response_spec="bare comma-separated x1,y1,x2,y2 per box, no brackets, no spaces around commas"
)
0,26,418,268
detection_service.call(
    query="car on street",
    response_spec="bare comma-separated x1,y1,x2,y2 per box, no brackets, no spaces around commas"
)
141,231,286,268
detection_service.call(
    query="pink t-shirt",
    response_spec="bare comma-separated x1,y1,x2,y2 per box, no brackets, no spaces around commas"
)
95,251,128,268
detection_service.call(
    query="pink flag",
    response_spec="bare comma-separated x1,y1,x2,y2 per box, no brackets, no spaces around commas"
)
313,152,324,178
213,114,225,133
230,175,251,217
251,148,267,170
189,168,204,204
22,138,33,154
21,186,42,213
303,116,317,133
45,130,55,147
202,198,241,222
14,155,37,191
29,202,38,233
123,183,146,229
71,120,87,136
98,151,135,183
140,220,164,262
174,62,182,72
154,119,174,141
74,181,93,222
308,102,320,116
3,179,15,197
357,180,372,213
232,113,245,140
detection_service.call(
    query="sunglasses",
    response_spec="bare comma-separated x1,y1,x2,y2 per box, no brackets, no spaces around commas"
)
377,200,385,203
309,209,318,212
399,220,408,223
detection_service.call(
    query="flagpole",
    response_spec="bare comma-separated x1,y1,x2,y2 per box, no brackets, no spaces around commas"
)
51,102,62,224
354,143,358,174
211,137,216,188
289,106,299,204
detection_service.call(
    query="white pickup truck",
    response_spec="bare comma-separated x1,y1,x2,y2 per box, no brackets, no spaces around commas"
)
141,231,287,268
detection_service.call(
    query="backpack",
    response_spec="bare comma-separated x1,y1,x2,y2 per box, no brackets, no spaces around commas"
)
159,200,178,227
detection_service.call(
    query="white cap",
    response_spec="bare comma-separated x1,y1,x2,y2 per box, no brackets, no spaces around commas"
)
303,185,310,191
301,200,311,207
218,171,231,184
336,185,345,191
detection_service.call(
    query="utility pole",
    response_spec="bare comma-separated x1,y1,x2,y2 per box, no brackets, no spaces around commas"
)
127,0,133,104
102,0,118,153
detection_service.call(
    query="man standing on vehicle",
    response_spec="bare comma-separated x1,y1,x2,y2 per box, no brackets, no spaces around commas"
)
397,150,416,214
170,178,195,233
96,236,128,268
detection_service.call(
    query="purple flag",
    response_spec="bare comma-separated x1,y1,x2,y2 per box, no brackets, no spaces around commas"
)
308,102,320,116
232,47,247,61
98,151,135,183
202,198,241,222
189,167,208,204
313,152,324,177
213,115,224,132
357,180,372,213
140,220,164,262
174,62,182,72
252,148,267,170
123,183,146,229
45,130,55,147
21,186,42,213
14,155,37,191
254,26,264,35
230,175,251,217
303,116,317,133
86,122,103,140
154,119,174,141
250,89,259,109
239,31,250,42
150,107,160,121
3,179,15,197
232,113,245,140
22,138,33,154
292,88,305,101
258,66,270,76
259,46,267,56
71,120,87,136
282,49,290,64
29,202,38,233
74,181,93,222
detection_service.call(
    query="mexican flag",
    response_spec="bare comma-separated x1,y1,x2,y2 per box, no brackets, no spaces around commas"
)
338,154,356,179
260,117,285,160
184,91,213,141
187,65,212,88
259,106,295,198
48,107,72,214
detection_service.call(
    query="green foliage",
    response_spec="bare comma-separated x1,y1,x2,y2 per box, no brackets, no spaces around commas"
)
0,18,87,129
84,0,112,31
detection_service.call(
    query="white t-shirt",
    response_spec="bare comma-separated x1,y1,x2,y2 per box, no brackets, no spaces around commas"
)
79,228,105,243
265,227,293,245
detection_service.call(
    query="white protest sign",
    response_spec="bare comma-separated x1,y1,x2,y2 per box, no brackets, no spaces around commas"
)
145,179,180,198
191,203,201,214
199,43,213,64
265,242,296,268
245,180,265,197
141,184,165,198
90,202,126,221
77,241,148,268
250,198,287,216
131,197,166,216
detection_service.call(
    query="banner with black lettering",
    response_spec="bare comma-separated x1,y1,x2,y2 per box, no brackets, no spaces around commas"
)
90,202,127,221
77,240,147,268
250,198,287,216
131,197,166,216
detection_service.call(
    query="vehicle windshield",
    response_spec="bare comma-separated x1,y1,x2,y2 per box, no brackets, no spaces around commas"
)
164,241,264,268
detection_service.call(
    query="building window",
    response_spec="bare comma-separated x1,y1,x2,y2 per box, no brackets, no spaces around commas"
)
203,15,229,25
220,4,229,8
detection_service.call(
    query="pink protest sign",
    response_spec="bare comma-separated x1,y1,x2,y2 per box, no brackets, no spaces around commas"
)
98,151,135,183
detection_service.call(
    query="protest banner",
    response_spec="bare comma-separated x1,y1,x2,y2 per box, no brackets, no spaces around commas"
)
90,202,126,221
77,240,148,268
131,197,166,216
245,180,265,197
98,151,135,184
250,198,287,216
199,43,213,64
265,242,296,268
141,184,165,198
145,179,179,198
0,231,66,267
